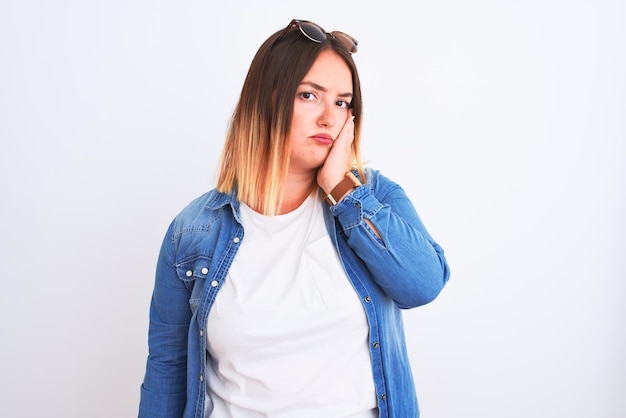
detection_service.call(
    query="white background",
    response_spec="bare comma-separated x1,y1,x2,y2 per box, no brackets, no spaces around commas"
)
1,1,624,417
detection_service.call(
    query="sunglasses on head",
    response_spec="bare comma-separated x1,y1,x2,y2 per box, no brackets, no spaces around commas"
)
277,19,358,54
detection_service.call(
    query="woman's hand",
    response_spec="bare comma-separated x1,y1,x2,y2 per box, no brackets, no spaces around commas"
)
317,110,355,194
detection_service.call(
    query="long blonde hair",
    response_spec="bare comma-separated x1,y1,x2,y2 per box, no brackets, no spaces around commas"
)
217,25,365,215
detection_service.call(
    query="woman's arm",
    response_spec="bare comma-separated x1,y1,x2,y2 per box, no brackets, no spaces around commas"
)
330,170,450,309
139,221,190,418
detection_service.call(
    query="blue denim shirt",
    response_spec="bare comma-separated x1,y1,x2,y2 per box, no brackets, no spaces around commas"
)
139,168,450,418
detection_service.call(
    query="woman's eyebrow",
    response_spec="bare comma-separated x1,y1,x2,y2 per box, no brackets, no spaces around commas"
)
299,81,353,98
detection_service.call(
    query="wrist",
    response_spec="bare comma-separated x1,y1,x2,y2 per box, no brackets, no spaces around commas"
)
321,175,344,196
325,171,361,206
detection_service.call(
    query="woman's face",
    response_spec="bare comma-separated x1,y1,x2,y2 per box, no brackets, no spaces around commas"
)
287,50,353,175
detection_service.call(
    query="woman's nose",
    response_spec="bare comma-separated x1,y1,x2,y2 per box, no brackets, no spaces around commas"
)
317,102,336,128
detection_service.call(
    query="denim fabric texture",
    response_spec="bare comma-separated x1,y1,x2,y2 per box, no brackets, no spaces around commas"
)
139,168,450,418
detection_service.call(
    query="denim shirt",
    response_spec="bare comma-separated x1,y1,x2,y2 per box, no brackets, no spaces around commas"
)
139,168,450,418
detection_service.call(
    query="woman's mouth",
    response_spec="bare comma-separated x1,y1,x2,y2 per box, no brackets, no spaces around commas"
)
311,134,333,145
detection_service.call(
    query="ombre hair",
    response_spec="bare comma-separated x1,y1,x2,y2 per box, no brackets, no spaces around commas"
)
217,24,365,215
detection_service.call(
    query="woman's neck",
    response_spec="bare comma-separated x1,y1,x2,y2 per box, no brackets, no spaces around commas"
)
278,171,317,215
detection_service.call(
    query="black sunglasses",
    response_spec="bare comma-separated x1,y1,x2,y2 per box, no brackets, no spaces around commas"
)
277,19,358,54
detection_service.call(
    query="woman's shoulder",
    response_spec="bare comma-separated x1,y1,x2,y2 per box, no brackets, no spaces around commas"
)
360,167,397,189
170,188,236,235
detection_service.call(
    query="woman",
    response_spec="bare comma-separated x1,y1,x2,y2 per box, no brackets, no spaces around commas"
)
139,19,450,418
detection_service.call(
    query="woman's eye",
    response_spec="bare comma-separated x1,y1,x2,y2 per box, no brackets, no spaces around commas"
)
336,100,350,109
298,91,316,101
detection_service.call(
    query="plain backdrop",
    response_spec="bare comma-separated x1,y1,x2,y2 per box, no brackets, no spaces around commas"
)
1,1,624,417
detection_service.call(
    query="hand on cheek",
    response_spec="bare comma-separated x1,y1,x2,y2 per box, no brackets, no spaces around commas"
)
317,110,355,194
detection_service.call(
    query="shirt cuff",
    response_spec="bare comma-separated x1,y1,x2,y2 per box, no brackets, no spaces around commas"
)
328,184,384,230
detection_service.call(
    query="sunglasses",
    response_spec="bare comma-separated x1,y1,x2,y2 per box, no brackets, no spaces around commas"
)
278,19,358,54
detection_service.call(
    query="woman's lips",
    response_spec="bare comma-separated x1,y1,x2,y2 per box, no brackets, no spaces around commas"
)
311,134,333,145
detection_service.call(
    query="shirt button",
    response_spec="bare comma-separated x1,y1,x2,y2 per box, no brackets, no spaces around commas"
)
211,280,218,288
365,296,371,302
185,270,193,277
380,393,386,401
200,330,203,337
201,267,208,275
372,342,379,349
199,375,204,382
233,237,240,244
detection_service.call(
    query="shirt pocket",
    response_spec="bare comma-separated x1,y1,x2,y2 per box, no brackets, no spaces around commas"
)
175,254,212,315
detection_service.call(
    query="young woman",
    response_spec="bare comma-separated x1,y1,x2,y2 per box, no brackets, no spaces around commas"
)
139,19,450,418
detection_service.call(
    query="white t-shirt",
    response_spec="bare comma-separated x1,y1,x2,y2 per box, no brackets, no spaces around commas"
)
205,195,377,418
